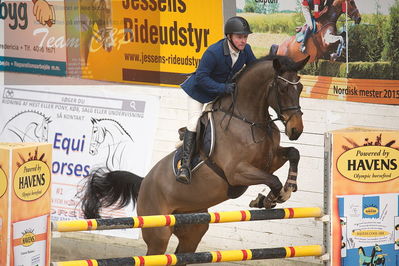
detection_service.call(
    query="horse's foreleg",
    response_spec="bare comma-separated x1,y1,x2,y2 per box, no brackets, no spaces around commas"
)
274,146,299,203
231,162,283,209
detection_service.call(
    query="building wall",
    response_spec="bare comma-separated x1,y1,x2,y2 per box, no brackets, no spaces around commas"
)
3,71,399,264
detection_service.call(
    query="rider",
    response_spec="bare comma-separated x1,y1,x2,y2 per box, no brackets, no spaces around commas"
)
177,16,257,184
300,0,330,53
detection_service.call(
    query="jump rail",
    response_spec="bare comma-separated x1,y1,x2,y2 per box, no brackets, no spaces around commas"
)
51,245,325,266
52,207,323,232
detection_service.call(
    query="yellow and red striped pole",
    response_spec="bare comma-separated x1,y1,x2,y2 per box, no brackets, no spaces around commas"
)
52,207,323,232
50,245,325,266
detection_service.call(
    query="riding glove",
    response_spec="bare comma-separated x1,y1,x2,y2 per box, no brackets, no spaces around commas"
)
225,83,236,94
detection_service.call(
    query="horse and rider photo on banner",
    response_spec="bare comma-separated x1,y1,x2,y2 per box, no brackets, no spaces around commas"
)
236,0,399,105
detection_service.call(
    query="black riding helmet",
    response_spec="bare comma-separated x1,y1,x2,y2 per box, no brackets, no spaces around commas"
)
224,16,252,35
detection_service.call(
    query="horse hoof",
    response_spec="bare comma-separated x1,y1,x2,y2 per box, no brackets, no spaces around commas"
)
330,53,338,61
249,193,265,208
263,191,278,209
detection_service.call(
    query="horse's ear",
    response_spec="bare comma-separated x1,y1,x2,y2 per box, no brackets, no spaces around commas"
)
295,56,310,71
91,117,97,124
273,58,282,74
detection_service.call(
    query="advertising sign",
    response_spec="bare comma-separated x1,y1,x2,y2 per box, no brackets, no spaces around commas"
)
0,85,160,238
79,0,223,85
325,127,399,265
0,143,52,266
236,0,399,105
0,0,67,76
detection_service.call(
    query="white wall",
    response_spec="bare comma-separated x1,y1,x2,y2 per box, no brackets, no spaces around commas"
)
3,72,399,264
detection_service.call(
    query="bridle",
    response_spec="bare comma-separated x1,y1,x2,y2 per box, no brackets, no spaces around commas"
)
212,73,303,143
268,75,303,126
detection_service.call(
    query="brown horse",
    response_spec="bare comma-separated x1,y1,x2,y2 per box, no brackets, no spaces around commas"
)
79,0,114,65
270,0,361,63
79,55,309,256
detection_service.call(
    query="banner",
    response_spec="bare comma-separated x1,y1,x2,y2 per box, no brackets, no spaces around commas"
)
236,0,399,105
0,0,67,76
325,127,399,265
78,0,223,85
0,85,160,238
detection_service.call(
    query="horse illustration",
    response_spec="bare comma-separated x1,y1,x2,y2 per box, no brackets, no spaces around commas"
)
358,244,386,266
0,110,51,142
270,0,361,63
89,118,134,171
79,55,309,255
79,0,114,65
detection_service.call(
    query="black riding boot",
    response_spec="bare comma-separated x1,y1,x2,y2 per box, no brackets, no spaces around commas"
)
300,27,312,53
176,130,196,184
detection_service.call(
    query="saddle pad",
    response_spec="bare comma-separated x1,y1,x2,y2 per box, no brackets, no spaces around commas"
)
296,19,317,43
172,113,215,176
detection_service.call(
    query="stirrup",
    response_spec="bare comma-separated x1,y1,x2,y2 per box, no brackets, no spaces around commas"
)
176,167,191,184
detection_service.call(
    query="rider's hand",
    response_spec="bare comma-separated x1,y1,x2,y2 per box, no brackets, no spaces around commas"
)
224,83,236,94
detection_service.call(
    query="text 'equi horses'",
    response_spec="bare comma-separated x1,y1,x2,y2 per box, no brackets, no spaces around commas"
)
80,55,309,256
270,0,361,63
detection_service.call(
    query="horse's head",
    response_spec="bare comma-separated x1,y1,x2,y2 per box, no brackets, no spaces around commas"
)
35,115,51,142
334,0,361,24
346,0,361,24
269,56,309,140
89,118,105,155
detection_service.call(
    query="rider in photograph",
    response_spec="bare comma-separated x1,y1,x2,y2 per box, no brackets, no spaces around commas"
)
300,0,331,53
177,16,257,184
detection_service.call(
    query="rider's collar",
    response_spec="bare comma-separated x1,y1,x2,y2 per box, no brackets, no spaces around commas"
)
223,39,230,56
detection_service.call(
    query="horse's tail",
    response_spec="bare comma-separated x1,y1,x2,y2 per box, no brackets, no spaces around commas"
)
269,44,279,55
79,167,143,219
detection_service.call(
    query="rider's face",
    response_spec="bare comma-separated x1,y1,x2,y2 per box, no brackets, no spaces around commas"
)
230,34,248,51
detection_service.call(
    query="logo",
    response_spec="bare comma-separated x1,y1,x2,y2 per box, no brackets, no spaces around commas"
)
337,146,399,183
21,229,35,247
14,160,51,201
0,167,7,198
363,206,379,216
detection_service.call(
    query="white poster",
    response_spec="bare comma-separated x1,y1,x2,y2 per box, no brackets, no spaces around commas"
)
13,215,48,266
0,85,160,238
338,193,399,265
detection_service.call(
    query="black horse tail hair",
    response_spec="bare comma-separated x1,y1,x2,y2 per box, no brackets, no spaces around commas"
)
78,167,143,219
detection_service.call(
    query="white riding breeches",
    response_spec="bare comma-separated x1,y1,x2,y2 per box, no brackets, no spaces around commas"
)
302,5,313,30
187,95,204,132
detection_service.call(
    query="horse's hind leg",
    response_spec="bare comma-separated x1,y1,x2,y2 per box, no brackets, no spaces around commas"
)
142,227,173,255
174,223,209,254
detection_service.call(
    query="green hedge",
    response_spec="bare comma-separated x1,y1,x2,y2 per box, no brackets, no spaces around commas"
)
300,60,393,79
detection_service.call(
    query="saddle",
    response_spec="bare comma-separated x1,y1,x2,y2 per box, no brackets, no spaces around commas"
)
172,106,215,177
172,105,247,199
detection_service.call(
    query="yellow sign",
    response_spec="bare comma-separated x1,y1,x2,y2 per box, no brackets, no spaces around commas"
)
13,160,51,201
21,231,35,247
337,146,399,183
352,230,390,238
81,0,223,85
0,168,6,198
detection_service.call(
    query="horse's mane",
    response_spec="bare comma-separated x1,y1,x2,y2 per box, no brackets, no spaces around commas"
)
233,55,299,82
8,110,50,122
94,118,133,140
